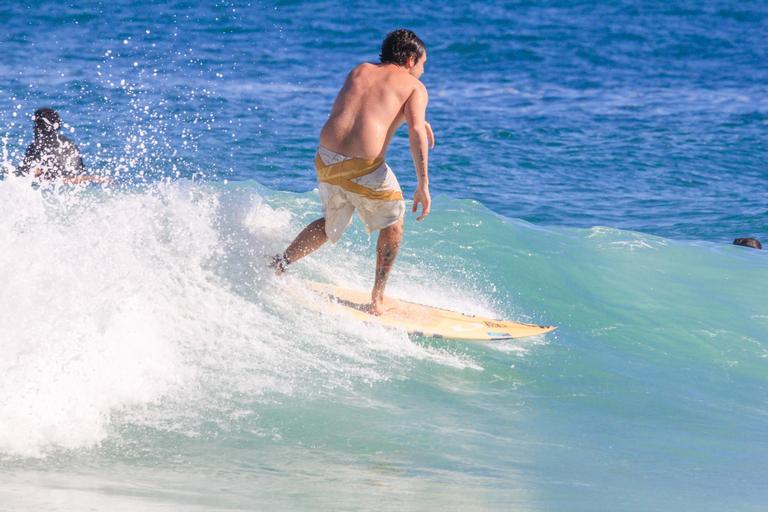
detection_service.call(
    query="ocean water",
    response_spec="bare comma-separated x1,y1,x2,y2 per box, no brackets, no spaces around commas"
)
1,1,766,511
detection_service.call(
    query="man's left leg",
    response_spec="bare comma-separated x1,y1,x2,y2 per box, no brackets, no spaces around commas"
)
370,218,403,315
272,218,328,274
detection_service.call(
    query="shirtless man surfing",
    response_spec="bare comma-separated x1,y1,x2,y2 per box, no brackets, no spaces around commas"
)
272,29,434,315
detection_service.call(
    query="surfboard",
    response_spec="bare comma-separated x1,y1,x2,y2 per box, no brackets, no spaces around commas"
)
306,281,556,341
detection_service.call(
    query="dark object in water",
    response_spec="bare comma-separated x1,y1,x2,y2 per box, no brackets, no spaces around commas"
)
16,107,86,180
733,238,762,250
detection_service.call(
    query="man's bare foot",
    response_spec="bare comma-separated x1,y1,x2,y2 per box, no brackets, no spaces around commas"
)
369,295,388,316
269,254,290,276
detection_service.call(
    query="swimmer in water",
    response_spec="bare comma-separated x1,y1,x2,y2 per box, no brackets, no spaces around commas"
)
16,108,104,184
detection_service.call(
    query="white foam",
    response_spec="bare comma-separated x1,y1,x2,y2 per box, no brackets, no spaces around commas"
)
0,178,485,458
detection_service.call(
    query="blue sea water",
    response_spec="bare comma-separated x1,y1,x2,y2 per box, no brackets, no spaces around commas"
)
0,1,766,511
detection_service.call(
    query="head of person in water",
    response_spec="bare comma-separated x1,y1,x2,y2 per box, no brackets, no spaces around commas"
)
33,108,62,138
733,237,762,250
380,29,426,79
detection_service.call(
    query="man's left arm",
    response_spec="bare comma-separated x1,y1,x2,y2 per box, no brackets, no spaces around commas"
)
62,143,110,185
404,82,433,221
425,122,435,150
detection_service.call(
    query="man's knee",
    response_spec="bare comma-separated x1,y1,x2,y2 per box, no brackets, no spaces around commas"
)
381,220,403,240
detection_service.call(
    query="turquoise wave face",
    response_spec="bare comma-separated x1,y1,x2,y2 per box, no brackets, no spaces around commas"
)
1,179,765,510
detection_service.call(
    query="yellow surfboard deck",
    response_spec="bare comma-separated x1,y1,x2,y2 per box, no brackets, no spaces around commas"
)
306,281,556,341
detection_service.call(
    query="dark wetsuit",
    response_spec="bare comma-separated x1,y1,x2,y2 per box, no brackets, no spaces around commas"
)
16,132,86,180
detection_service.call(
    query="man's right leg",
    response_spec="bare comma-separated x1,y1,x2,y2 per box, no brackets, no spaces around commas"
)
370,219,404,315
272,218,328,274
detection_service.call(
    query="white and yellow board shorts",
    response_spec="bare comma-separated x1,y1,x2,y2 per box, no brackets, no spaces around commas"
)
316,145,405,243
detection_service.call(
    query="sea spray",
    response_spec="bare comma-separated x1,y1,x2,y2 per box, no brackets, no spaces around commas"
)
0,179,482,459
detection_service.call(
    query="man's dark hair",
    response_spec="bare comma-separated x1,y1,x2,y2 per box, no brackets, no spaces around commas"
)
380,29,426,66
733,237,762,250
34,108,61,134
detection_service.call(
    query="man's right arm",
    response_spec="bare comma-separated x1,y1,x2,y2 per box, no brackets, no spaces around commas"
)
61,141,111,184
404,82,431,221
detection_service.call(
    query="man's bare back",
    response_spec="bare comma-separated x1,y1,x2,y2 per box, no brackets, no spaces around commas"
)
273,29,432,315
320,61,427,160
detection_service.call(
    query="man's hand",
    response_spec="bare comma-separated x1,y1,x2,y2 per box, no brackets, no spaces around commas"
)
425,122,435,149
412,185,431,221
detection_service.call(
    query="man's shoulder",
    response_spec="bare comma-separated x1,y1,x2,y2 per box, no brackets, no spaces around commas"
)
25,139,41,153
57,134,80,151
348,62,376,77
392,68,425,91
402,76,427,101
57,133,74,145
